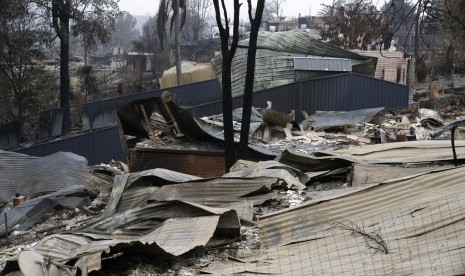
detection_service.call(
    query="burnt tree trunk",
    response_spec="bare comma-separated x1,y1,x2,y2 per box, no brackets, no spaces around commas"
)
53,0,71,134
174,0,183,86
238,0,265,159
213,0,241,172
59,32,70,133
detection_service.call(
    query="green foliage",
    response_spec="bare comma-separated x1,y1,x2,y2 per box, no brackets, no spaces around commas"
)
0,0,57,139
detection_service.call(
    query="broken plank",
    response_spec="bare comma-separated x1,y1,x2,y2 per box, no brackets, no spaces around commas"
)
284,123,293,141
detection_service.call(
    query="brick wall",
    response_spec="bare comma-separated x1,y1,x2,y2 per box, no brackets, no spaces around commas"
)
354,51,408,85
129,148,226,177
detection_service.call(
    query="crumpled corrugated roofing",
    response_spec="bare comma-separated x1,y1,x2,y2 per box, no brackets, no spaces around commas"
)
0,185,95,237
26,201,240,274
0,151,92,204
116,96,278,157
224,160,307,190
103,168,202,217
308,107,384,130
276,140,465,171
212,31,377,97
204,164,465,275
104,168,281,220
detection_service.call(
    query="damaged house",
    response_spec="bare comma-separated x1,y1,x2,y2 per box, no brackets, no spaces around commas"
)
2,26,465,276
1,89,465,275
2,121,465,275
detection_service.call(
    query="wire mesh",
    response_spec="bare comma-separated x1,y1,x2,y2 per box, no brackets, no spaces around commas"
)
206,193,465,275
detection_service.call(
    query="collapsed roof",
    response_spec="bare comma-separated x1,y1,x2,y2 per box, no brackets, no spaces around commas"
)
211,31,378,97
2,133,465,275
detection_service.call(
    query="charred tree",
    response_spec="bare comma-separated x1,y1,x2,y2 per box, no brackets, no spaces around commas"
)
212,0,241,171
238,0,265,160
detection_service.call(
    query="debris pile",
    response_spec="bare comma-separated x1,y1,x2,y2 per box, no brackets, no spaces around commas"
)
120,95,465,161
2,94,465,275
2,135,465,275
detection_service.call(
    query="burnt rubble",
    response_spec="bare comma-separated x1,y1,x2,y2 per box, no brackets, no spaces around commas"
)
2,94,465,275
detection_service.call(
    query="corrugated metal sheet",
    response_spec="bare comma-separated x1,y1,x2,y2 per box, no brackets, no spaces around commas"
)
205,166,465,275
186,73,409,120
27,201,240,273
237,30,376,74
294,70,344,81
212,31,377,98
352,163,456,186
315,140,465,164
224,160,308,190
275,140,465,172
212,48,299,98
104,167,279,218
297,73,408,116
0,186,93,236
261,109,293,128
38,108,64,139
16,126,126,165
294,57,352,72
237,31,374,63
82,80,221,132
103,168,203,217
0,121,20,150
126,168,203,187
0,151,92,204
140,177,279,211
309,107,384,130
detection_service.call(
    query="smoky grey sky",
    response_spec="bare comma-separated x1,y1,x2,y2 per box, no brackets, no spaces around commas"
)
118,0,336,18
